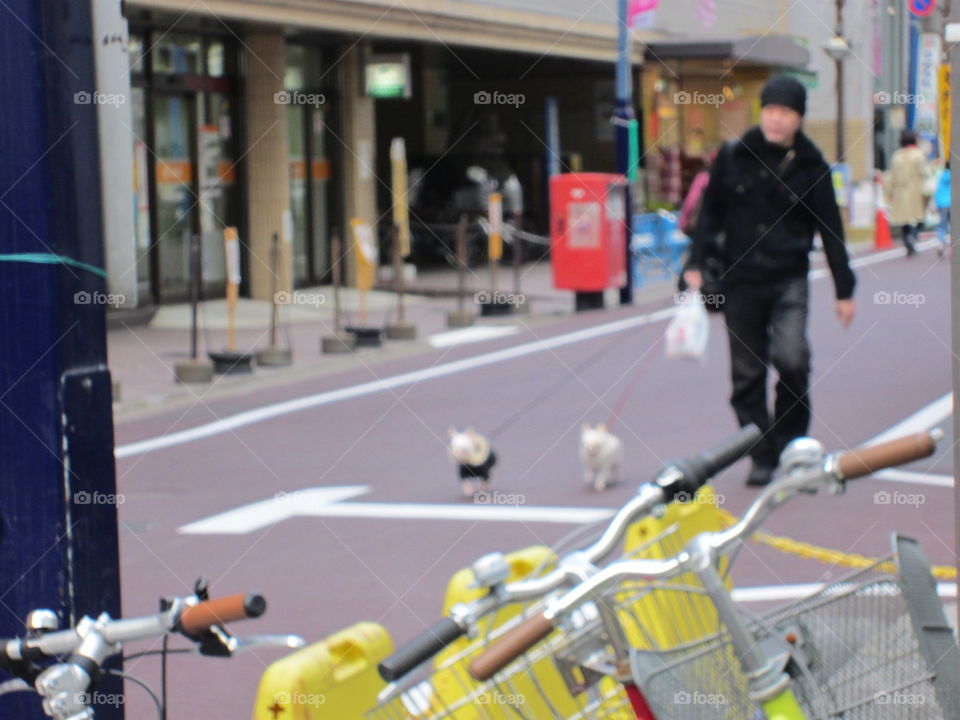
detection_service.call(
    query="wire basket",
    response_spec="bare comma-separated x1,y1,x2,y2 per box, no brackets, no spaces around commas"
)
368,601,640,720
367,489,733,720
367,510,727,720
631,559,951,719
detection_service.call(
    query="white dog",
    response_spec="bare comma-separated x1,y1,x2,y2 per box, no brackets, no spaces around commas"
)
449,427,498,498
580,423,622,491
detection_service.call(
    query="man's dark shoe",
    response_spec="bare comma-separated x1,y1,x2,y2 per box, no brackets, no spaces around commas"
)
746,461,775,487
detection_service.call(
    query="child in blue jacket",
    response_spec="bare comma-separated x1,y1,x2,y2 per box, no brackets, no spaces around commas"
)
936,162,951,256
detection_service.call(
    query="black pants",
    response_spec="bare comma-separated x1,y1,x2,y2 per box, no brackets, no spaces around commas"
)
901,223,921,254
723,277,811,467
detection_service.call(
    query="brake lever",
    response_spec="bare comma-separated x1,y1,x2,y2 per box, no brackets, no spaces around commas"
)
197,626,236,657
195,629,305,657
0,653,43,685
228,634,306,653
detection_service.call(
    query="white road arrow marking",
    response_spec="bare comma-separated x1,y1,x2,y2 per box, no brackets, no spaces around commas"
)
178,487,371,534
178,486,615,534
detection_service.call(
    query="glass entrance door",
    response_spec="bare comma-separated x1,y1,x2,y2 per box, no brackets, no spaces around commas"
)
132,28,240,305
197,91,237,295
152,93,197,301
151,91,237,302
288,103,334,287
309,106,331,281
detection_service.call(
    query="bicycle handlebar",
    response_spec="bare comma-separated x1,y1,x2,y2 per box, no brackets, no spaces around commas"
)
378,425,760,682
178,593,266,635
468,430,940,681
835,431,938,480
378,617,468,682
1,592,267,663
0,589,266,720
657,424,762,501
467,612,554,682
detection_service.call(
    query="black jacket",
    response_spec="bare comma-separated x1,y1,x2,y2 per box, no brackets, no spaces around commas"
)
688,126,856,300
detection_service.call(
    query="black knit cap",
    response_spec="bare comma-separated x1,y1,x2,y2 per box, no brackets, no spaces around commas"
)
760,75,807,117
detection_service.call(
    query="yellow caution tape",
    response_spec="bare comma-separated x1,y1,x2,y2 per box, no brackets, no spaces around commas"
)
716,508,957,580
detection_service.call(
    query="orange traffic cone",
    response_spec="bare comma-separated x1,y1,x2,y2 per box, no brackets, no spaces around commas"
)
875,208,893,249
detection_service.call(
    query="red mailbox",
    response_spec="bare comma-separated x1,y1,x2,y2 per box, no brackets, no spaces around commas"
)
550,173,628,292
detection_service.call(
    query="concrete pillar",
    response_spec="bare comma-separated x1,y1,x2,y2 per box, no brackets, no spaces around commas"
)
244,30,291,300
340,43,378,287
93,0,137,308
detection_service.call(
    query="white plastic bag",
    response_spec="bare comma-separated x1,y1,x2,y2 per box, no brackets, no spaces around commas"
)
665,291,709,362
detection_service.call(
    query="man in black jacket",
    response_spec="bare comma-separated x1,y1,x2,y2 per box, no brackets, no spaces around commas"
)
683,75,857,486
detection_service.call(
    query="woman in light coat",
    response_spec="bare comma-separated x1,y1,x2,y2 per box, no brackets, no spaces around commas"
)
885,130,929,256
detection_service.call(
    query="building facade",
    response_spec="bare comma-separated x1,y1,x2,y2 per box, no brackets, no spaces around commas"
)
104,0,883,308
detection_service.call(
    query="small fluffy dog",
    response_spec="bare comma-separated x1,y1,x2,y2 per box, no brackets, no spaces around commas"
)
580,423,622,491
448,427,498,498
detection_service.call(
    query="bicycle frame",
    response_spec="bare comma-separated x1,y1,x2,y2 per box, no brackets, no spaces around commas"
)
471,430,944,720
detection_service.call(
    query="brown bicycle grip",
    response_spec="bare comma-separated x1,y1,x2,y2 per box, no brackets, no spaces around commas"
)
468,612,554,681
178,593,266,635
837,432,937,480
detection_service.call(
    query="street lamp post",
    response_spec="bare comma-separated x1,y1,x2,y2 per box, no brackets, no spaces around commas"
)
823,0,851,163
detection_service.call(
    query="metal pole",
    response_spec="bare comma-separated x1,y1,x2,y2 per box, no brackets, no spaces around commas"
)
836,0,846,161
393,224,405,325
513,210,522,296
332,231,343,334
190,231,200,359
0,2,122,718
489,240,499,303
457,214,468,313
269,232,279,347
836,57,846,160
617,0,635,305
948,0,960,627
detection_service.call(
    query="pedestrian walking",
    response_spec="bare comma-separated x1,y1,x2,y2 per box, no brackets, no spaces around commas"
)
885,130,930,257
935,161,951,257
681,75,857,487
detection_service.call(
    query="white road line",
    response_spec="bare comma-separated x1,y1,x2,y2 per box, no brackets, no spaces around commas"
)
865,392,953,446
733,581,956,603
117,242,928,459
117,306,674,458
872,468,954,487
845,392,955,486
428,326,520,348
178,485,615,534
808,238,938,282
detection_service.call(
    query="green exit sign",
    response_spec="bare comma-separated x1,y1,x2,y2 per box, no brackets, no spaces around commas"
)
366,54,411,99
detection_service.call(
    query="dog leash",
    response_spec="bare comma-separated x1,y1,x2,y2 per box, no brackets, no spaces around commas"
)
486,329,625,439
604,333,665,430
488,320,668,439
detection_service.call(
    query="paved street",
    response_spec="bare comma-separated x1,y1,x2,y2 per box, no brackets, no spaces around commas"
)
108,241,955,718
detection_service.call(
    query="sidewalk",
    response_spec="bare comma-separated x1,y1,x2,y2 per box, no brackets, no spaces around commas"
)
108,261,679,420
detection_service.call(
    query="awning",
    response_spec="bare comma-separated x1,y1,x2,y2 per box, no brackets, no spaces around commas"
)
644,34,810,70
129,0,654,63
